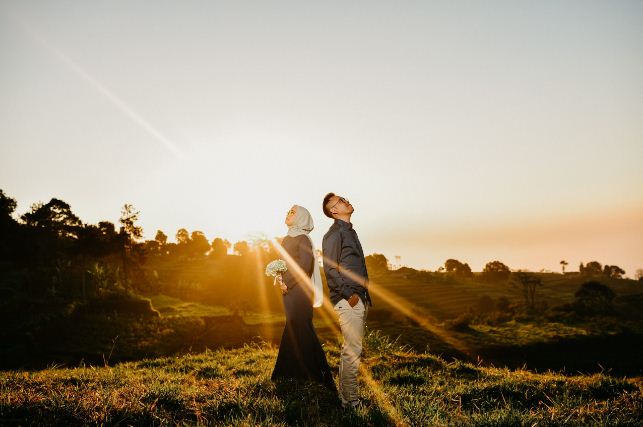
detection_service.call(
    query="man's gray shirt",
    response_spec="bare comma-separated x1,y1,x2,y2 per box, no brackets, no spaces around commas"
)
322,219,372,306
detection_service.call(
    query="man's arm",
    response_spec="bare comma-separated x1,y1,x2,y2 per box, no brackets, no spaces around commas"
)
323,231,354,300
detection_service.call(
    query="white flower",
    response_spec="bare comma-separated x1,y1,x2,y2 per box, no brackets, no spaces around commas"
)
265,259,287,277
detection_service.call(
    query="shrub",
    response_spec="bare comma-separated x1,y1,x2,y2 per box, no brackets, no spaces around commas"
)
445,312,474,331
574,281,616,315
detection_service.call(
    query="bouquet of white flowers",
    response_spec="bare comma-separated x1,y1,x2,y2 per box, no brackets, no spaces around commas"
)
265,259,288,287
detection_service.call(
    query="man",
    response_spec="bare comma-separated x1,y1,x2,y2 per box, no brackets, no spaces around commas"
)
321,192,372,408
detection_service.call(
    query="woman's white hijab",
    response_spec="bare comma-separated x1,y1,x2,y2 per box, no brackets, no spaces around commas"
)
287,205,323,308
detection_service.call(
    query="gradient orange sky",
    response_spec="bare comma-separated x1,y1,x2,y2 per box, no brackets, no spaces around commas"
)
1,1,642,276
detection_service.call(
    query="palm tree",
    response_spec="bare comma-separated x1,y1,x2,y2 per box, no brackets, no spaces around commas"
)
560,260,568,274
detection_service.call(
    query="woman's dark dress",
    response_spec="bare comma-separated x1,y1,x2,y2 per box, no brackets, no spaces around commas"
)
271,235,335,389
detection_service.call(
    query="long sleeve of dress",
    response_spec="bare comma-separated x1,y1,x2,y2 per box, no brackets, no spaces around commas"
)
283,235,314,290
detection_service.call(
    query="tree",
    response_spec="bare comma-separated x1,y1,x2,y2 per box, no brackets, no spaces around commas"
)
511,272,542,308
233,241,250,257
21,198,82,238
459,262,473,277
155,230,168,246
175,228,190,245
118,204,143,287
635,269,643,281
583,261,602,276
560,260,568,274
444,259,473,278
574,281,616,314
210,238,230,259
0,189,19,262
75,223,120,299
0,188,17,222
603,265,625,279
98,221,117,239
365,253,389,275
188,231,210,257
482,260,511,282
119,204,143,242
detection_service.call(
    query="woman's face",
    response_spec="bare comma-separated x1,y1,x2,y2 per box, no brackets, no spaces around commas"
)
285,205,297,226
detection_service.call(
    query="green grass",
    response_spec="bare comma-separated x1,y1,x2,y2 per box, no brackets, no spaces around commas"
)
146,294,232,317
243,312,286,325
1,332,641,426
148,294,232,317
468,321,591,346
147,294,288,325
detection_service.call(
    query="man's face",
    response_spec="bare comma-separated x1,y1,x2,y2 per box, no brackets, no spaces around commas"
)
327,195,354,217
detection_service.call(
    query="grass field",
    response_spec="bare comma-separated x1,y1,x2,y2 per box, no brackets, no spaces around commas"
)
148,294,232,317
1,332,641,426
137,272,643,376
373,272,643,321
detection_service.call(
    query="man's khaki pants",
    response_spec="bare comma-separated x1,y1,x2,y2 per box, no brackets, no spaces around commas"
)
334,297,368,407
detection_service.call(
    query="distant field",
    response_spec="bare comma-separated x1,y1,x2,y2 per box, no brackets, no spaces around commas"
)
373,272,643,320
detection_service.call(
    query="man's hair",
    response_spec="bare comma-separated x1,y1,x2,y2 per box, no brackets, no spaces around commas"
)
322,192,336,218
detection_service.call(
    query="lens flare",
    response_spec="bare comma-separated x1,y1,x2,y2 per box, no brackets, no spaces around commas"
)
13,16,185,160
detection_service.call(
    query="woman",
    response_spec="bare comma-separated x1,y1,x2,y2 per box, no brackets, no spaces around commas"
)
271,205,335,390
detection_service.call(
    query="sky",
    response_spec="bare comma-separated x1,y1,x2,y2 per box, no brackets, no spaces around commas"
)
1,1,642,276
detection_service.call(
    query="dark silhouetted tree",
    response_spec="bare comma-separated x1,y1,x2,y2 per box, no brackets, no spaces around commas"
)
118,204,143,287
583,261,602,276
233,241,250,257
175,228,190,245
75,222,120,298
444,258,473,278
21,198,82,238
603,265,625,279
144,230,167,257
365,253,388,275
155,230,168,246
188,231,210,257
511,272,542,308
173,228,190,258
0,189,19,263
0,189,17,223
119,204,143,242
210,237,230,259
444,259,461,273
574,281,616,314
482,260,511,282
560,260,568,274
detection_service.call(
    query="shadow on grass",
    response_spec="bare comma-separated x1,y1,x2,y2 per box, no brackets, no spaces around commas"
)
272,378,394,426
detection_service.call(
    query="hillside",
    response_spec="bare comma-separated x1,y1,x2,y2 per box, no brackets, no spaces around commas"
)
373,271,643,320
1,333,641,426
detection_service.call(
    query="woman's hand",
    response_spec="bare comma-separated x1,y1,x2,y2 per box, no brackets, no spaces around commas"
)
277,275,288,295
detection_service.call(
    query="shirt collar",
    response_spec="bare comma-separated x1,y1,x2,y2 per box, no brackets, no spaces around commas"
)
334,219,353,229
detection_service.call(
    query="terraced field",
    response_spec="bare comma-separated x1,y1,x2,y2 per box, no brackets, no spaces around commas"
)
373,272,642,320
